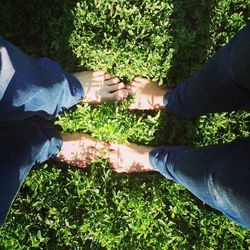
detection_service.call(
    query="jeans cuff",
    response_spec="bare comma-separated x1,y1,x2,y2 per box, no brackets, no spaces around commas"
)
149,146,187,180
163,82,199,118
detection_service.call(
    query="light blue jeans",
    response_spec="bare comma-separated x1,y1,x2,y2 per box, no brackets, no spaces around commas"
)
149,24,250,229
0,37,84,227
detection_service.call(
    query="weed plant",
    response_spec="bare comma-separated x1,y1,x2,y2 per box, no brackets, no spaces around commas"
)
0,0,250,249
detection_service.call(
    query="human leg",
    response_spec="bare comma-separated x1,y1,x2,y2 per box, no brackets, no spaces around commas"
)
109,139,250,229
0,38,127,227
149,138,250,229
127,24,250,114
0,119,113,227
0,121,62,227
111,25,250,229
164,24,250,117
0,37,127,122
147,25,250,228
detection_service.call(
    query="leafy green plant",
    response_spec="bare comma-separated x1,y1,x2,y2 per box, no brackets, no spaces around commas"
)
0,0,250,249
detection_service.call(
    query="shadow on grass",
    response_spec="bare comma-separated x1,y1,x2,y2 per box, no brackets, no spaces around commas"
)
130,0,216,148
151,0,220,235
149,0,217,147
133,109,199,147
166,0,216,84
0,0,80,71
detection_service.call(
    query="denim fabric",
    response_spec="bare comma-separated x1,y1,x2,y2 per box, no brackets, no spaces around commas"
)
0,38,84,121
164,24,250,118
149,24,250,229
0,121,62,227
0,38,84,227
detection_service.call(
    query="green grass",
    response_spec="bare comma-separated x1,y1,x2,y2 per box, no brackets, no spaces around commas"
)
0,0,250,249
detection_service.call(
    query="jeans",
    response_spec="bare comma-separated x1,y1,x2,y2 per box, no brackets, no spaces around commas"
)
0,25,249,230
149,24,250,229
0,37,84,227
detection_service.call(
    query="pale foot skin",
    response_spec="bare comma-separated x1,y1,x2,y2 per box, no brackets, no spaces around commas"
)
106,77,169,172
56,133,156,172
126,77,168,110
73,71,128,104
56,75,167,169
56,133,109,168
56,71,128,168
108,143,156,173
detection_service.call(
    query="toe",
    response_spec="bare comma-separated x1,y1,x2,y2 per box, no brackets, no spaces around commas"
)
109,89,128,101
129,79,146,88
104,77,122,86
86,147,101,159
93,72,113,81
107,151,122,171
93,70,106,76
133,77,150,84
107,82,125,92
104,73,114,80
125,84,137,96
108,143,119,151
110,77,121,84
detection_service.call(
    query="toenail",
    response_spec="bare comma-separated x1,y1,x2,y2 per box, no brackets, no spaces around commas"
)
121,90,128,98
153,104,161,109
113,78,119,83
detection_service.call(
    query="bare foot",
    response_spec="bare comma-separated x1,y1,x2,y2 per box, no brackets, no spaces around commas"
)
108,143,156,173
73,71,128,104
56,133,109,168
126,77,168,110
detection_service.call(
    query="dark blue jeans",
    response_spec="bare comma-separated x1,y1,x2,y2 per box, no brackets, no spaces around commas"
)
150,24,250,229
